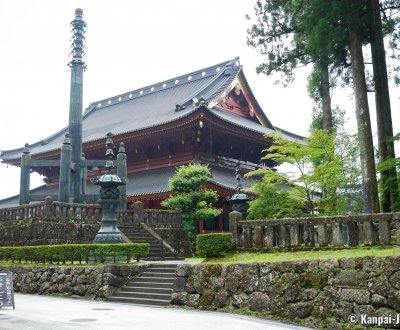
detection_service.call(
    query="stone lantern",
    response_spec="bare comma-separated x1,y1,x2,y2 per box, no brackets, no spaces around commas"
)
93,133,125,243
229,161,250,219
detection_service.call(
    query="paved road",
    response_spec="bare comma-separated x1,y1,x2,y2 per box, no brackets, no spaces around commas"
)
0,293,310,330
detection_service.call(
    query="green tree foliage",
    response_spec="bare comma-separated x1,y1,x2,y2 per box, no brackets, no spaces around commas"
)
245,173,306,219
247,124,363,217
161,164,221,231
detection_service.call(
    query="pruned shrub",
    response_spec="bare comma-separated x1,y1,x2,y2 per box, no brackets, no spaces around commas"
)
196,233,233,258
0,243,149,264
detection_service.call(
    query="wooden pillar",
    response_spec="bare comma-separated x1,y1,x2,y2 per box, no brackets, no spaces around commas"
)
198,220,205,234
19,143,31,205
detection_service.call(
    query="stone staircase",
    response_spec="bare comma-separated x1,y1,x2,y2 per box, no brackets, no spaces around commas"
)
119,226,183,261
108,264,177,306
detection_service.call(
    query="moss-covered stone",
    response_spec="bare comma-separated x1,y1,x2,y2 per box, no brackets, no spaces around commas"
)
240,275,259,293
319,258,339,271
333,301,353,322
389,270,400,290
388,289,400,311
300,271,328,289
225,274,240,292
187,294,200,308
287,301,313,319
368,274,390,296
311,295,335,319
248,292,271,311
362,256,381,272
214,290,230,308
232,293,249,308
334,270,368,288
204,264,222,277
198,289,215,307
340,289,371,304
283,284,301,303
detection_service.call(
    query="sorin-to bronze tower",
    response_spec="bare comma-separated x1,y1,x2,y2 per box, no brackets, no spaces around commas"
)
64,8,86,202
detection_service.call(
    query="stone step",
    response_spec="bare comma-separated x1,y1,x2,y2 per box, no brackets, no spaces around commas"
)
131,276,175,284
147,253,177,258
107,296,170,306
129,238,159,243
127,281,174,289
148,264,181,269
140,272,176,278
147,253,175,258
149,247,171,252
121,286,173,294
145,268,176,274
144,256,183,261
114,291,171,300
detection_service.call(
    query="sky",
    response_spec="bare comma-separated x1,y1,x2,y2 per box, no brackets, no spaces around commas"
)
0,0,399,200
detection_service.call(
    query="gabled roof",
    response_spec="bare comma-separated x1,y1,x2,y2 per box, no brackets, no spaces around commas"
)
0,57,301,161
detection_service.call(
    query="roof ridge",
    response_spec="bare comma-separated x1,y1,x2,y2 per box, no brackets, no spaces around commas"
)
84,57,240,115
176,59,241,110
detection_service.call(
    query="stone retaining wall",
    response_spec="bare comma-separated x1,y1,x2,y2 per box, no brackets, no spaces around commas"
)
0,221,99,246
0,264,146,300
172,256,400,329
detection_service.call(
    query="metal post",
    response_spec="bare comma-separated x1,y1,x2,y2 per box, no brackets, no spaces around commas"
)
68,8,86,203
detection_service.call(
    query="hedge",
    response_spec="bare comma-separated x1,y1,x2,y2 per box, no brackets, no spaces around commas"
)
196,233,233,258
0,243,149,264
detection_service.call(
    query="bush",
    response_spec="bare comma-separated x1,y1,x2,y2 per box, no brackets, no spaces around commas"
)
0,243,149,264
196,233,233,258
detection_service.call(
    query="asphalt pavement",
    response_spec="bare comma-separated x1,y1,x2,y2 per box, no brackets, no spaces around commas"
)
0,293,311,330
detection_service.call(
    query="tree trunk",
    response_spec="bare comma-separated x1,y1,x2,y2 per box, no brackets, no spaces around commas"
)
320,63,333,133
346,0,380,213
368,0,399,212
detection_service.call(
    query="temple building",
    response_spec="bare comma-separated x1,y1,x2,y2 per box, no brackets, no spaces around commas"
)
0,10,301,232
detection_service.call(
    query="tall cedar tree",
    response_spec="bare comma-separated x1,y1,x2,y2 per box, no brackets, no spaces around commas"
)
346,0,379,212
368,0,398,211
247,0,400,213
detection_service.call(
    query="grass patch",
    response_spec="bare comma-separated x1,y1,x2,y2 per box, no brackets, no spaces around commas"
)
204,246,400,264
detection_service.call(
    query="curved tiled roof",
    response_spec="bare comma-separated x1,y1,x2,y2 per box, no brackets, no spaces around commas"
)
0,165,257,208
1,57,303,162
1,58,244,160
